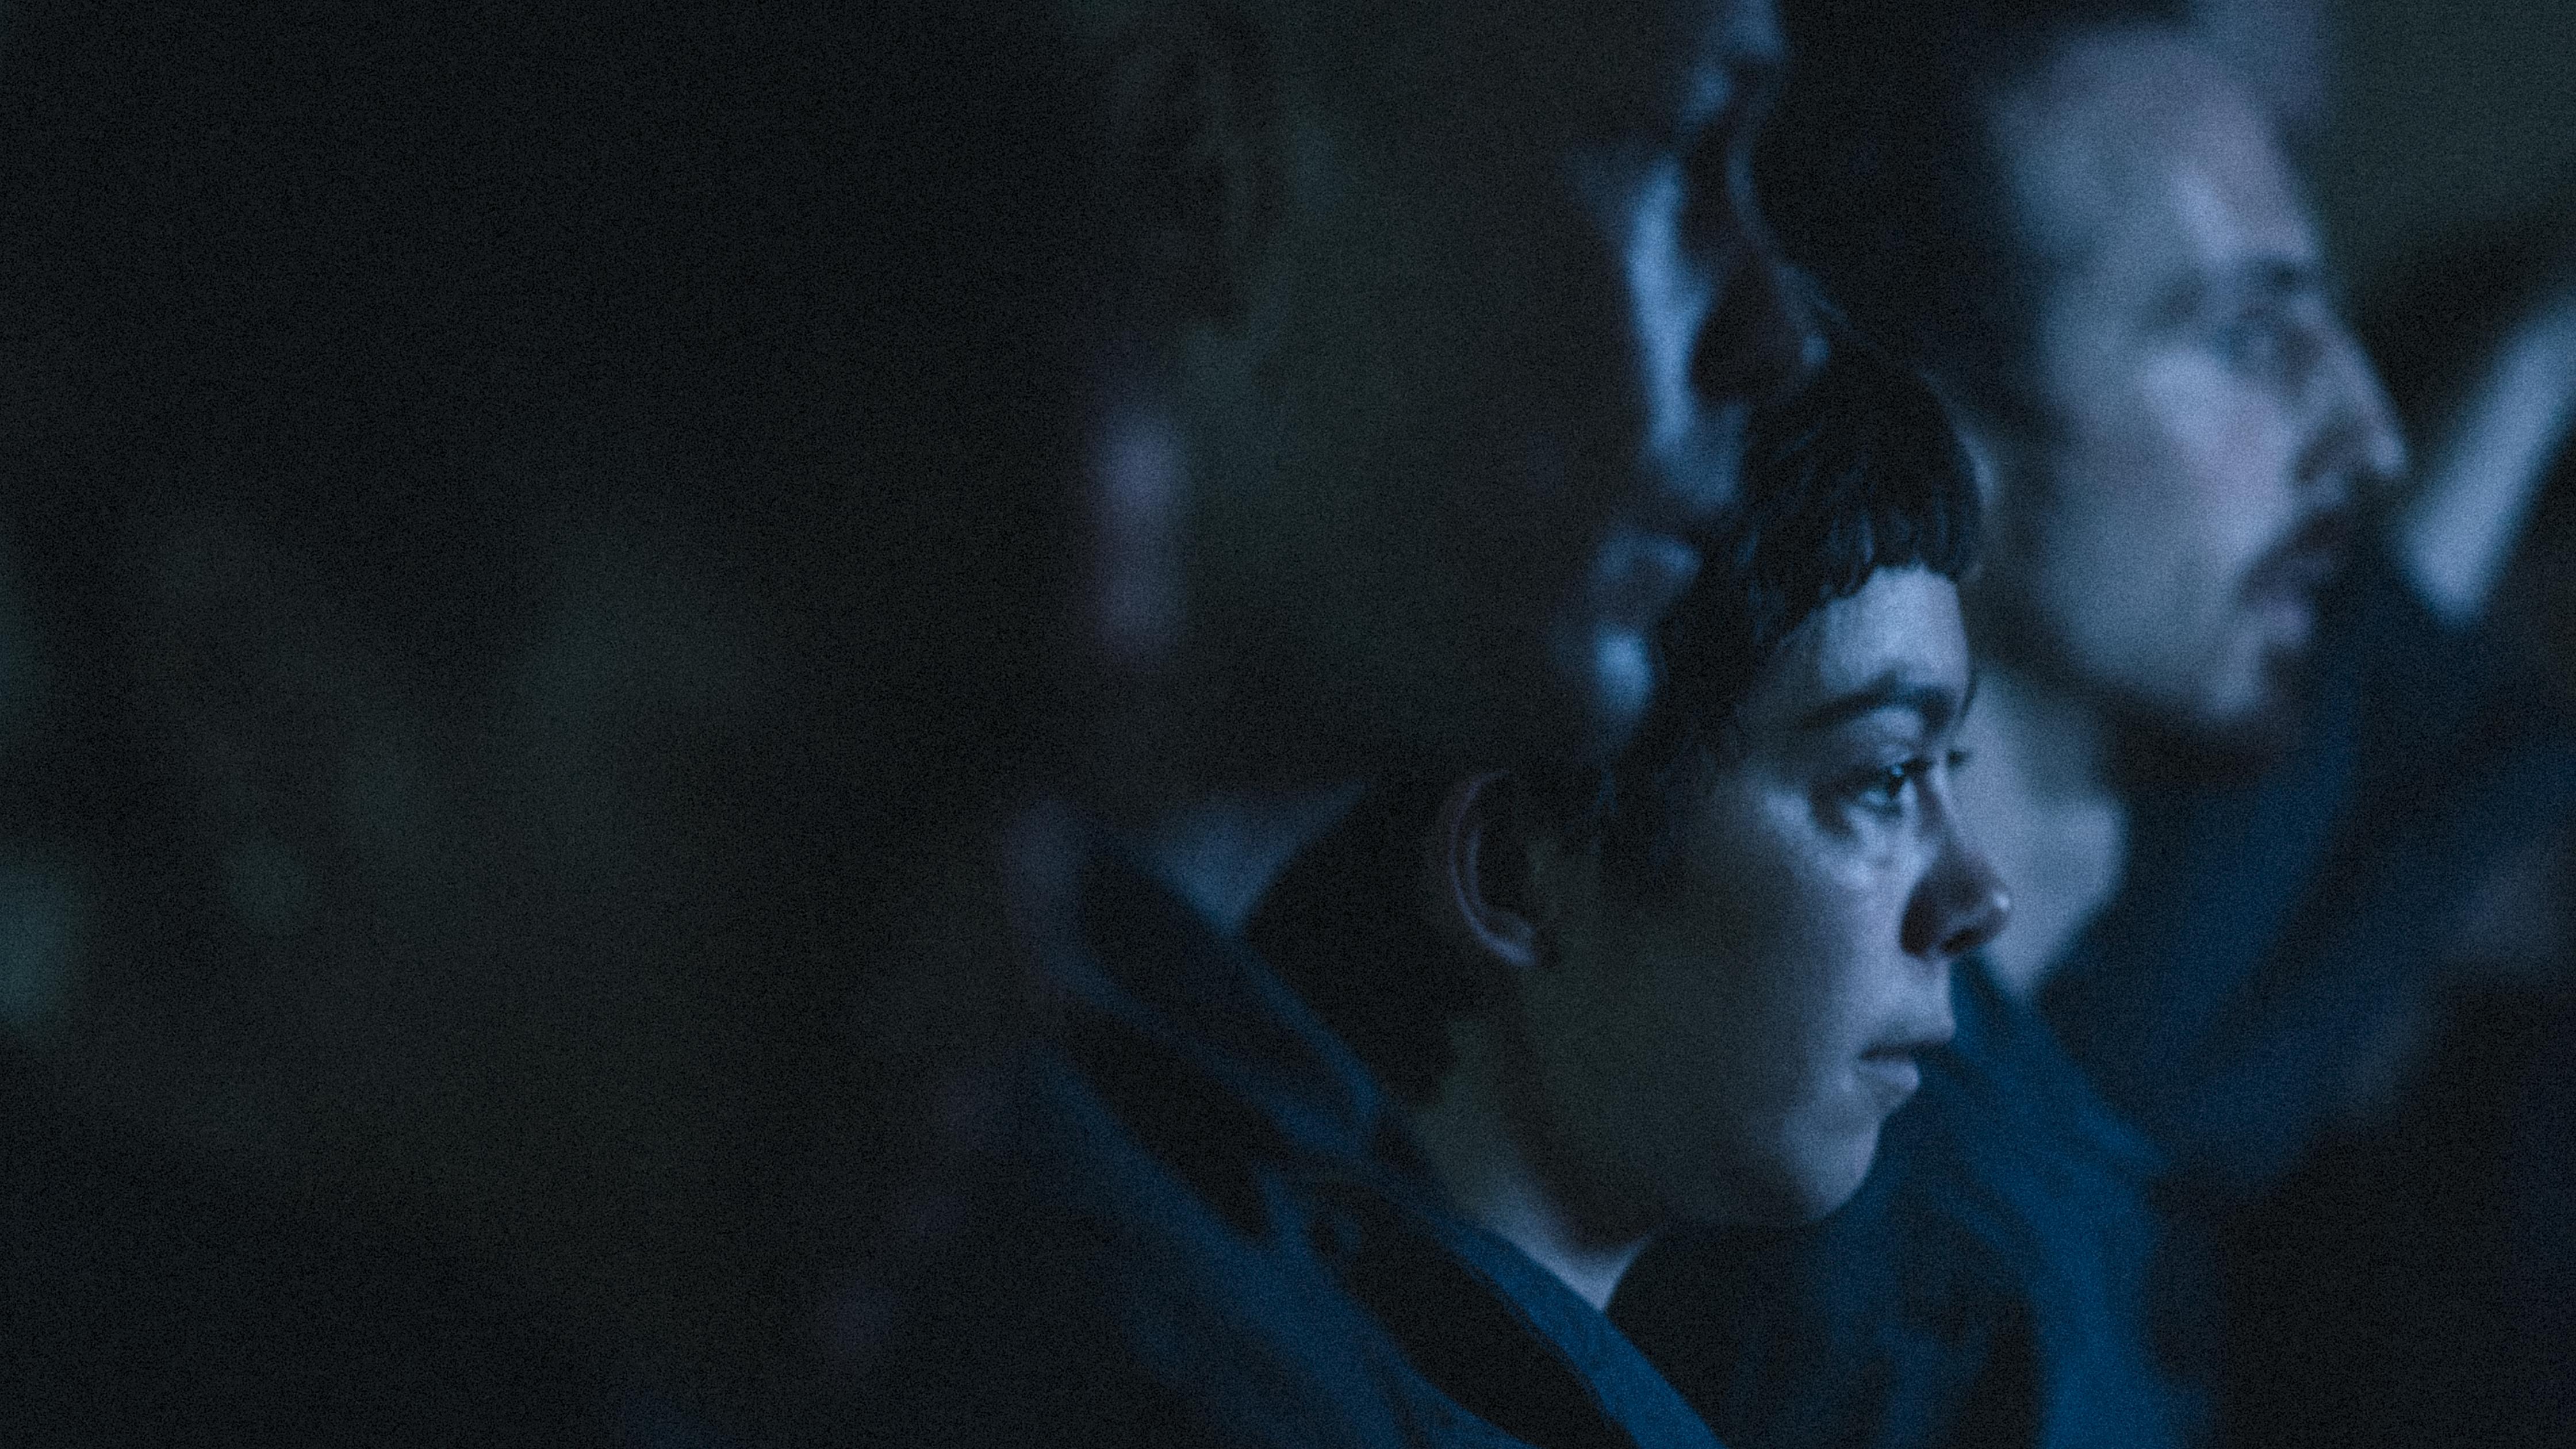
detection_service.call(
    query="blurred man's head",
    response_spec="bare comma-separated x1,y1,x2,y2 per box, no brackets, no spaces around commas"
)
1069,0,1821,784
1762,2,2404,757
1252,339,2006,1244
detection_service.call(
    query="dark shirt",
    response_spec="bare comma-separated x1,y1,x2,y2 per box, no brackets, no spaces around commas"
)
2209,983,2576,1449
869,838,1725,1449
1613,960,2198,1449
2503,995,2576,1441
2044,548,2576,1201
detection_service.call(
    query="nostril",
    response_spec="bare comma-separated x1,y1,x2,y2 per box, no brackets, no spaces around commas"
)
1909,862,2009,961
1945,881,2010,959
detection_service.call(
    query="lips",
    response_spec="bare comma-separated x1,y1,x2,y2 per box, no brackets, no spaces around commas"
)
1859,1036,1949,1074
2246,508,2356,601
1867,1007,1956,1061
1856,1051,1924,1112
1858,1010,1955,1111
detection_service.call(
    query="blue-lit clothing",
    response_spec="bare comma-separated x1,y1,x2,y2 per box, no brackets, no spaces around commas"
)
2044,549,2576,1201
869,838,1728,1449
1613,959,2200,1449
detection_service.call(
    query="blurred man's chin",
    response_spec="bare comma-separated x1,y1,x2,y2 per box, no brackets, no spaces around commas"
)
1547,618,1660,766
2118,646,2313,785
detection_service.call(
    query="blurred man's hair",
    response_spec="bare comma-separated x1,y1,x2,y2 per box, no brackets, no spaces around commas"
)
1755,0,2186,423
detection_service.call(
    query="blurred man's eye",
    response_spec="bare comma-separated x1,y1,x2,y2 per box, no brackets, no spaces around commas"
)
2217,305,2316,385
2217,292,2331,392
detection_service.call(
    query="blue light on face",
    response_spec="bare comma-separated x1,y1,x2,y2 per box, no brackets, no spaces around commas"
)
1595,627,1659,737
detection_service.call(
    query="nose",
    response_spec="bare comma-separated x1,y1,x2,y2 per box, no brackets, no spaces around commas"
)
2312,316,2409,492
1690,207,1824,411
1901,829,2011,963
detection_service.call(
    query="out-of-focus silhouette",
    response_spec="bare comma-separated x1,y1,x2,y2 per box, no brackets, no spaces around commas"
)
5,1,2576,1445
0,2,1098,1438
858,1,1831,1445
2209,179,2576,1449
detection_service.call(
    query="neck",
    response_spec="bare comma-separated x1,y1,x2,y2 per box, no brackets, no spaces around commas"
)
1954,663,2128,998
1409,1023,1648,1312
1130,783,1366,936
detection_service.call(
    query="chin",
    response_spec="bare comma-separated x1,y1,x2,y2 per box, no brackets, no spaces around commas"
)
2118,647,2313,784
1544,618,1659,765
1797,1149,1881,1221
1735,1133,1880,1226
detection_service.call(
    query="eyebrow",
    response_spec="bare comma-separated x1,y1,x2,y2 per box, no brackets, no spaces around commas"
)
2157,251,2330,323
2240,254,2332,305
1793,672,1968,736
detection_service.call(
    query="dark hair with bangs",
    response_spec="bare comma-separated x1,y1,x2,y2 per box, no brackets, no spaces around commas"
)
1584,327,1982,894
1248,331,1982,1101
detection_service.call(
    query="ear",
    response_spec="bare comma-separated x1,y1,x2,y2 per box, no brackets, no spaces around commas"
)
1930,382,2025,608
1427,773,1547,974
1923,374,2013,519
1112,3,1288,328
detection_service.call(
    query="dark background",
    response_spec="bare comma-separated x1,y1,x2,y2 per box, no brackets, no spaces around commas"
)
0,0,2567,1419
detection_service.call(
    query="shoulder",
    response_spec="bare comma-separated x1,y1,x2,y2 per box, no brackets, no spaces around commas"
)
867,1034,1431,1449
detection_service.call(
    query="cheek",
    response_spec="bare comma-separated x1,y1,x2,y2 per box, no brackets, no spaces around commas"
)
2027,363,2298,680
1758,876,1906,1082
2132,355,2309,566
1588,837,1910,1222
1653,815,1908,1102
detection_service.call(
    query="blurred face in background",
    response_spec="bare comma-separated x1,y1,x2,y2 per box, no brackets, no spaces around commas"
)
1971,28,2404,753
1156,0,1819,782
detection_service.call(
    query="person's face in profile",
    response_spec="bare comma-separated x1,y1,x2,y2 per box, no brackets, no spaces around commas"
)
1977,29,2404,749
1179,0,1818,775
1519,567,2004,1227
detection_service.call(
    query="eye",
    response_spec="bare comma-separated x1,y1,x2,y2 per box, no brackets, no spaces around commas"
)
1853,756,1934,814
2215,301,2322,388
2217,308,2287,373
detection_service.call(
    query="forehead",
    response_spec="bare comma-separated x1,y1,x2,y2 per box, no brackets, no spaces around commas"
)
1410,0,1781,136
1742,569,1969,727
1992,30,2316,309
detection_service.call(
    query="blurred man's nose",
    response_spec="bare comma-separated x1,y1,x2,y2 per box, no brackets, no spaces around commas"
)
1904,833,2012,962
1692,220,1824,411
2320,318,2409,489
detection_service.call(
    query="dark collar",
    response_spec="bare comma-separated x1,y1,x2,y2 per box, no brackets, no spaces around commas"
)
1056,837,1724,1448
1053,837,1400,1170
1331,1172,1727,1449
